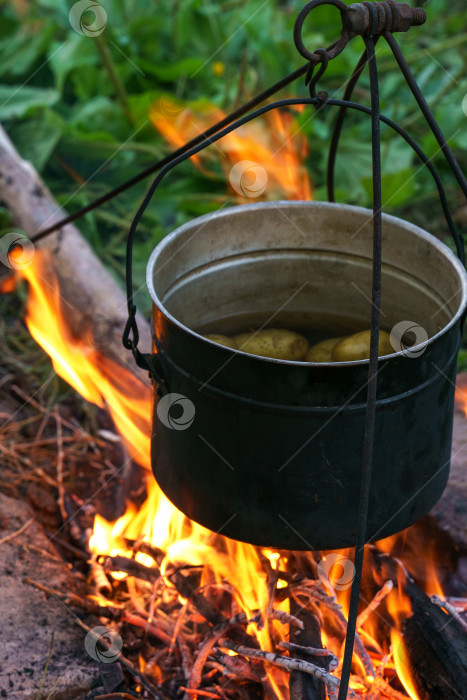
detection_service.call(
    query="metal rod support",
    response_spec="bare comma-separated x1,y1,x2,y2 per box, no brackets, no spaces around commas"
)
337,35,382,700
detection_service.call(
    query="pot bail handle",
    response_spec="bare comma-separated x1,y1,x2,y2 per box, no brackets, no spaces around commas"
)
123,303,168,392
123,169,169,386
123,303,144,365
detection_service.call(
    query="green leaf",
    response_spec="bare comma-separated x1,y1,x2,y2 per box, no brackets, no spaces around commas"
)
327,140,373,205
137,57,205,81
0,85,59,119
457,349,467,373
0,24,55,78
381,140,414,175
362,168,416,209
48,35,97,93
68,96,129,139
127,90,162,125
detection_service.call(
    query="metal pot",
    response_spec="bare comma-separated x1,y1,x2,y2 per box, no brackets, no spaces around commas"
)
146,201,467,550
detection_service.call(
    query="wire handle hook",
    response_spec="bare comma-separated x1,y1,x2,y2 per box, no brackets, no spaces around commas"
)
294,0,426,66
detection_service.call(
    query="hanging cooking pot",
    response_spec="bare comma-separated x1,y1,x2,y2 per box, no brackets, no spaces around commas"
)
145,201,467,550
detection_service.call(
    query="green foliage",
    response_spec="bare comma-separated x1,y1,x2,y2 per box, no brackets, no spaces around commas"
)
0,0,466,319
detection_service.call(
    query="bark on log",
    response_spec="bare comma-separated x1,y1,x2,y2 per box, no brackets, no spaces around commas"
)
289,599,327,700
370,548,467,700
287,554,327,700
401,578,467,700
0,123,151,380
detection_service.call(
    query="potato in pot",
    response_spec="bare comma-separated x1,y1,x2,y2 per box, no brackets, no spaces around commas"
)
305,336,344,362
332,329,393,362
234,328,309,361
204,334,238,349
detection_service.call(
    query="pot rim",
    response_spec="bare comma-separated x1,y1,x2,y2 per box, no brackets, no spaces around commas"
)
146,200,467,367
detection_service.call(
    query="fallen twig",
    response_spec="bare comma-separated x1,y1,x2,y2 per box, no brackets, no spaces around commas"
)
169,598,190,653
24,576,166,697
177,632,194,682
0,516,33,545
73,616,166,699
121,611,172,646
291,584,375,678
270,609,304,629
278,641,338,670
220,639,354,697
95,695,142,700
11,385,88,435
185,625,237,700
43,529,88,560
54,405,67,524
23,577,122,619
180,688,222,699
357,581,394,629
446,597,467,611
214,650,262,683
431,594,467,633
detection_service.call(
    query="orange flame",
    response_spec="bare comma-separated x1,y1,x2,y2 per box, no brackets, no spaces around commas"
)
18,250,288,695
150,98,312,201
455,373,467,419
386,574,420,700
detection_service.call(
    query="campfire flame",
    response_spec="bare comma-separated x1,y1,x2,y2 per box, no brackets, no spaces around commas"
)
150,98,313,201
17,249,436,699
11,106,454,699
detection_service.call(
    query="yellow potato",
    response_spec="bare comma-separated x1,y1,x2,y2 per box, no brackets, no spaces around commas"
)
234,328,309,361
305,337,344,362
332,329,393,362
204,334,238,349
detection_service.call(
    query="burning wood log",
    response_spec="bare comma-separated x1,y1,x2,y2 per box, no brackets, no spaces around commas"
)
170,568,231,628
288,598,328,700
401,579,467,699
370,548,467,700
102,554,161,583
89,558,113,596
0,123,151,378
